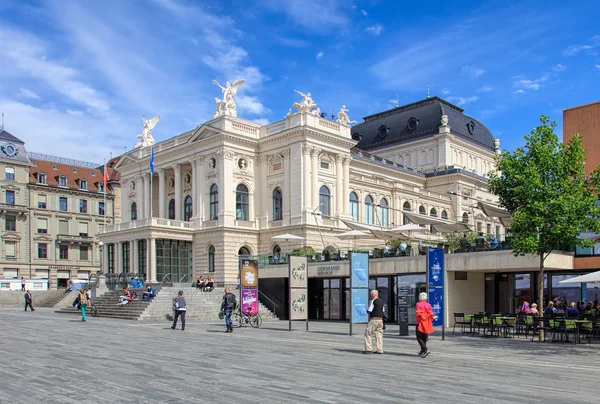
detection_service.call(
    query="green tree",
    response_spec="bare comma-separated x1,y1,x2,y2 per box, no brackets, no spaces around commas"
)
488,116,600,328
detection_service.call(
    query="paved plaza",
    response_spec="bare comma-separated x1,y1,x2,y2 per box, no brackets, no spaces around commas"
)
0,308,597,403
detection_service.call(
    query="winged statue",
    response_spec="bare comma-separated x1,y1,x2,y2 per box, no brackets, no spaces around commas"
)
292,90,317,113
134,115,160,149
336,105,356,125
212,79,245,118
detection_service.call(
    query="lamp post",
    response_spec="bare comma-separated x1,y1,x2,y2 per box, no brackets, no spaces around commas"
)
98,241,104,275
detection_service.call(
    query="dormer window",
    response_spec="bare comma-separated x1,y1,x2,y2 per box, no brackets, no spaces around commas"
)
52,165,57,170
37,173,46,184
91,172,96,177
98,183,104,193
80,179,87,190
72,168,77,173
59,176,67,187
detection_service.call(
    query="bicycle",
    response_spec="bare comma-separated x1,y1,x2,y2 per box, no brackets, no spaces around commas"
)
89,303,98,318
231,306,262,328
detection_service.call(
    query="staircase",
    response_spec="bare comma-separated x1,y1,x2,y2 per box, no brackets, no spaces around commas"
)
139,286,278,321
0,290,66,308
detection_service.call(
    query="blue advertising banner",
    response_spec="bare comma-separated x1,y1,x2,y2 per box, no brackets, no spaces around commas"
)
427,247,444,288
350,252,369,288
429,287,444,326
351,288,369,324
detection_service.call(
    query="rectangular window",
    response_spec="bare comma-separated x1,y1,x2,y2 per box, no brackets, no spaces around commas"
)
59,244,69,260
138,240,147,277
59,220,69,235
5,167,15,181
80,199,87,214
98,183,104,193
59,197,67,211
320,162,330,169
5,190,15,205
5,241,16,258
80,179,87,190
38,173,46,184
78,222,88,237
59,176,67,187
122,242,130,272
79,245,89,261
37,218,48,234
38,194,47,209
38,243,48,259
477,222,482,232
107,243,115,273
98,201,105,216
5,216,16,232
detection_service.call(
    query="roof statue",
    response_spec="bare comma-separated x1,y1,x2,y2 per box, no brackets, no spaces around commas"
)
212,79,245,118
336,105,356,125
134,115,160,149
292,90,317,113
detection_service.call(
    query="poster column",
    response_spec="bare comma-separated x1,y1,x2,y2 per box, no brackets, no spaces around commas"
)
350,252,369,336
288,256,308,331
427,247,445,340
239,258,259,315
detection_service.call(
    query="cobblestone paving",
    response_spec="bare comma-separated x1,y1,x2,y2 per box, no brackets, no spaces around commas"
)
1,308,597,403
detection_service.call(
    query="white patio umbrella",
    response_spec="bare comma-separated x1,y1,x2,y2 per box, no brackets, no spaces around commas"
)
558,270,600,284
387,224,428,242
271,234,305,241
336,229,373,251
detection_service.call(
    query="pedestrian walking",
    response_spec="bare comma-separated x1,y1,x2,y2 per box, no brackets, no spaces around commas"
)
21,277,26,292
79,288,89,322
171,290,187,331
416,292,434,358
363,289,384,354
24,290,35,312
220,287,237,333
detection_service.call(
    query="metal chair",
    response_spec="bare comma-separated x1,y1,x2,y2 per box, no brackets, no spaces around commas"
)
452,313,471,335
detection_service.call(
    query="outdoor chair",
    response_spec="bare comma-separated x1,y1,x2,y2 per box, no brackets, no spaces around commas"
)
504,316,518,338
452,313,471,335
531,316,550,342
579,320,594,344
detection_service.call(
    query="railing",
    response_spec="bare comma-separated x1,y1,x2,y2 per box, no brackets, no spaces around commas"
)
0,203,28,213
258,290,279,314
162,273,172,284
103,218,194,233
178,274,189,283
57,234,94,243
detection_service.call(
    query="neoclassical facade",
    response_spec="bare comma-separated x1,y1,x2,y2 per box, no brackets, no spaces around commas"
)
100,94,503,285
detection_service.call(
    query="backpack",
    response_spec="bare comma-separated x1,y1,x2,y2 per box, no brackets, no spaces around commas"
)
225,293,236,309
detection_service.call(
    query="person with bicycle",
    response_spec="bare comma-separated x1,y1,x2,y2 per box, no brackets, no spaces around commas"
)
220,288,237,333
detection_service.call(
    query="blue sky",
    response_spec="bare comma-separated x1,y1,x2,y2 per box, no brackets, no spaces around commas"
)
1,0,599,163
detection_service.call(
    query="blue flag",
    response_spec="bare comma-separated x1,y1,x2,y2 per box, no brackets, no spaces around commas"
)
149,146,155,174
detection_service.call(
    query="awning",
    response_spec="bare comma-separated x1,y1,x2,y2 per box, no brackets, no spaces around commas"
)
477,202,512,228
402,211,471,234
341,219,388,239
558,270,600,284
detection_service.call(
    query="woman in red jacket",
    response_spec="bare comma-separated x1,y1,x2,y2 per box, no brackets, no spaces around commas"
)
416,292,434,358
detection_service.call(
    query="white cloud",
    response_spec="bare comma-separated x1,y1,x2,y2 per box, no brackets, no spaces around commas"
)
447,96,479,106
461,64,484,78
316,51,324,59
441,88,451,95
563,44,593,56
66,109,84,116
361,9,367,16
596,64,600,70
236,95,271,115
513,89,525,94
513,74,549,91
252,118,270,125
16,88,41,100
552,64,566,72
259,1,348,33
477,86,493,93
365,24,383,36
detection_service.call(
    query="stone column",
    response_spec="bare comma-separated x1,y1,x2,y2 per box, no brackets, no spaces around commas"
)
219,149,235,225
310,147,319,209
302,145,311,212
343,156,351,216
174,164,182,220
282,150,291,224
335,154,343,217
136,176,144,220
121,179,128,222
191,160,197,218
115,242,121,273
143,174,150,219
158,169,166,218
132,239,138,275
196,158,205,220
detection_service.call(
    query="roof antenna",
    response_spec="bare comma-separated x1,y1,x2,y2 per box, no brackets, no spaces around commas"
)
426,85,431,99
1,112,4,131
395,95,399,108
331,109,334,120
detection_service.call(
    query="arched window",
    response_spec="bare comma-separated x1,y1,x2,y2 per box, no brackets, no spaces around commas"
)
403,201,411,225
130,202,137,221
238,246,251,256
236,184,249,221
272,188,282,221
462,212,469,223
380,198,389,228
419,206,426,215
272,245,281,258
168,199,175,220
364,195,374,224
441,210,448,220
208,245,215,272
184,196,193,222
319,186,330,217
209,184,218,220
349,192,359,221
430,208,437,217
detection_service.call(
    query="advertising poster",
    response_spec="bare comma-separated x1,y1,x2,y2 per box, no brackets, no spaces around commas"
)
290,289,307,320
289,256,308,289
241,288,259,315
427,247,444,288
428,287,444,327
350,252,369,288
240,259,258,288
351,288,369,324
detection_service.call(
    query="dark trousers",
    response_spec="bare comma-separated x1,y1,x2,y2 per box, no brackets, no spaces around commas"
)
172,310,186,329
24,301,34,311
224,308,232,326
416,328,428,352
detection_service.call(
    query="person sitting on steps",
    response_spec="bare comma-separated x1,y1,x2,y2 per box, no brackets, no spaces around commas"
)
205,276,214,292
142,284,156,302
196,276,206,291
